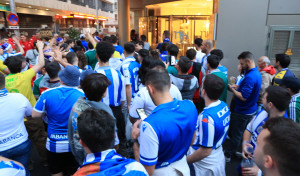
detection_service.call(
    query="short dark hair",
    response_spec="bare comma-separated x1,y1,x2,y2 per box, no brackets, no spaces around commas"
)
138,56,165,85
102,36,111,42
161,42,169,52
238,51,254,61
88,42,94,50
78,108,115,153
167,44,179,57
124,42,135,55
136,40,144,47
110,35,118,44
186,49,197,61
207,55,220,69
60,43,68,51
280,76,300,94
149,50,161,61
178,56,192,73
203,74,225,100
80,73,111,102
265,86,291,112
140,35,146,42
275,54,291,68
0,72,5,89
96,41,115,63
66,39,74,45
4,56,23,73
163,30,170,38
210,49,224,60
263,118,300,176
145,66,170,92
45,62,60,79
138,49,149,59
66,52,77,64
194,38,203,47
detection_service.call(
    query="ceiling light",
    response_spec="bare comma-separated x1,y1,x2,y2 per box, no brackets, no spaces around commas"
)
46,9,49,10
28,6,32,8
5,2,9,4
56,14,59,15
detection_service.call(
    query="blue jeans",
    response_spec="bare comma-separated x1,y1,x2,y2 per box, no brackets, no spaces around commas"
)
0,139,31,176
224,112,253,158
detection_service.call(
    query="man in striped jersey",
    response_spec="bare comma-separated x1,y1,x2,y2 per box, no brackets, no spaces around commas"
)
121,42,141,110
241,86,291,176
94,41,127,154
187,74,230,176
280,76,300,123
73,108,148,176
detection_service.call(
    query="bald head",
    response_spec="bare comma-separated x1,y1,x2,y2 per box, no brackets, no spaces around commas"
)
258,56,270,69
202,39,213,54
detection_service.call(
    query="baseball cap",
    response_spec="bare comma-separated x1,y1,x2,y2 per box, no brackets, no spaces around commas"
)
1,43,11,51
280,76,300,93
80,34,85,39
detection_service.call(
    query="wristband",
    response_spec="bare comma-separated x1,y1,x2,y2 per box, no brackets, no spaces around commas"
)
242,141,250,144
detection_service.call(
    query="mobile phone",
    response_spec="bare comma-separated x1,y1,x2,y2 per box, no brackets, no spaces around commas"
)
165,55,176,66
136,108,147,120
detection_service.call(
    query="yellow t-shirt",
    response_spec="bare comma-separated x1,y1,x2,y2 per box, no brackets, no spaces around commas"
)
0,60,7,75
5,69,36,107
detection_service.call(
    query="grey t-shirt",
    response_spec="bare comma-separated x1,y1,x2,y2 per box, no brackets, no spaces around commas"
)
67,96,117,164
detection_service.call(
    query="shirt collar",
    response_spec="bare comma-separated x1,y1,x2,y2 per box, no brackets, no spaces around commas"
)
96,66,111,70
204,100,221,109
210,69,221,74
245,67,258,74
279,68,288,72
84,149,116,164
152,98,178,114
123,56,136,64
0,88,8,97
59,85,79,89
292,92,300,98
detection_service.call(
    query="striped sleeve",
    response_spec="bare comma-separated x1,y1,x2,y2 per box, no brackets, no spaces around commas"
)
199,114,215,148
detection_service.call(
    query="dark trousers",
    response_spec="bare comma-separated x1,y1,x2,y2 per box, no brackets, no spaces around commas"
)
224,112,253,157
0,140,31,176
110,105,126,143
25,118,47,162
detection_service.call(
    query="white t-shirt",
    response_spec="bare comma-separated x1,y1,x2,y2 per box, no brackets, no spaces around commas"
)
0,93,32,152
129,84,182,119
195,50,205,64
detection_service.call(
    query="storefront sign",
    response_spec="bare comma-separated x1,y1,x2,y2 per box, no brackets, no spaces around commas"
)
0,5,10,12
9,26,19,29
174,31,189,40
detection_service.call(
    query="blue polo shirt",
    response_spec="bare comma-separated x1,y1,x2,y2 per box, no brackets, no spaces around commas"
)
235,67,262,115
34,85,84,153
81,40,88,51
139,99,198,169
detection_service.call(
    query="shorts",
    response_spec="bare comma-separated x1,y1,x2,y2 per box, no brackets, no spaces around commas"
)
47,150,79,175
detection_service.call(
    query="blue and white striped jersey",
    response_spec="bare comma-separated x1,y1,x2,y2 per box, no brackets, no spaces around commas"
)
120,56,140,98
34,85,84,153
95,66,126,106
0,160,25,176
1,52,22,61
217,66,228,77
246,110,288,149
193,100,230,150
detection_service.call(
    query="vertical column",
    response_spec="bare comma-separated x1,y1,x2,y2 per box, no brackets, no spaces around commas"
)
118,0,130,46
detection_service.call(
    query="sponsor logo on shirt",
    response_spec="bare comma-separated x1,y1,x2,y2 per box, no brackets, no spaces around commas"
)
0,133,24,144
49,134,68,141
202,118,209,123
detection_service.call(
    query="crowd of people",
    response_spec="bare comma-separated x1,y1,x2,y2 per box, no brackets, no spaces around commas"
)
0,29,299,176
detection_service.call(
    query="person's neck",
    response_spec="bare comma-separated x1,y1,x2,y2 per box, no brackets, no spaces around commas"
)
277,65,284,71
178,70,188,75
153,92,173,106
206,49,212,55
264,169,281,176
98,61,109,67
204,96,218,107
248,62,256,70
196,47,201,51
209,68,217,72
269,109,285,118
73,61,78,66
125,54,134,58
49,77,60,82
113,43,117,45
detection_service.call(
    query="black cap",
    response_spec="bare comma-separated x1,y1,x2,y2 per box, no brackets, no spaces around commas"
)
280,76,300,93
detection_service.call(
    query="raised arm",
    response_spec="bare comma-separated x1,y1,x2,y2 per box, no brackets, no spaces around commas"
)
13,36,24,55
31,40,45,73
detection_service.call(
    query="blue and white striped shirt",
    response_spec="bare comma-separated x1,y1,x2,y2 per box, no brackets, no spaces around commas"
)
95,66,126,106
1,52,22,61
120,56,140,98
193,100,230,150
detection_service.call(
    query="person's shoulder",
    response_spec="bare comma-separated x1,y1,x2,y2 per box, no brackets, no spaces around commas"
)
124,159,148,175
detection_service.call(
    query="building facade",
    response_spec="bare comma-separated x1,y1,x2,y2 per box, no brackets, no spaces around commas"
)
120,0,300,77
0,0,114,37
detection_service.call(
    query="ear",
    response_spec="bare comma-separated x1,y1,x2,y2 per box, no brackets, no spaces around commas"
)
102,89,108,99
147,84,155,95
268,101,273,110
264,155,274,169
79,139,86,148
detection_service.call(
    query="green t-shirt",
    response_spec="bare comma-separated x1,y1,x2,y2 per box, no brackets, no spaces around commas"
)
167,66,178,76
33,75,44,96
287,93,300,123
212,71,228,103
84,49,97,70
